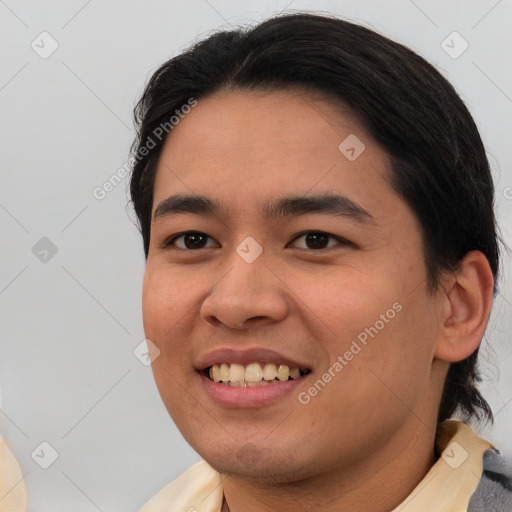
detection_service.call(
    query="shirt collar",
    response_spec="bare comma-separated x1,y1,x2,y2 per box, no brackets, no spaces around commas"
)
140,420,492,512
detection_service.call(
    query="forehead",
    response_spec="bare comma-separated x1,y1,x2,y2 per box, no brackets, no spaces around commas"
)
152,88,396,220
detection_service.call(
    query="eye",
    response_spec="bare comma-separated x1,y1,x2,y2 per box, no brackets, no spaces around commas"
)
289,231,350,250
162,230,351,251
164,231,218,250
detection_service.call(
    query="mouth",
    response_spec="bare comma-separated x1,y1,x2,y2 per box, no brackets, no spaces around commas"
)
202,362,311,387
195,347,313,407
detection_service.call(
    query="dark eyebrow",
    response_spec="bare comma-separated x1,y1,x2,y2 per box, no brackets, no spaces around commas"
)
154,193,375,225
262,194,375,225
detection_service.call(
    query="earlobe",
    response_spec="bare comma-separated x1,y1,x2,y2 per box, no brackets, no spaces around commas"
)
434,251,494,363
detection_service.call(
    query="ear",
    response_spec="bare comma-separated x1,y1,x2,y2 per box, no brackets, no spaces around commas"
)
434,251,495,362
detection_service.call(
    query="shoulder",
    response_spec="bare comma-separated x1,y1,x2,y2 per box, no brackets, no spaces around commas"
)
139,459,223,512
468,448,512,512
0,436,28,511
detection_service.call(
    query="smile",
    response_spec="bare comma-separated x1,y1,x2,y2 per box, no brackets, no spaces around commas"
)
207,362,311,386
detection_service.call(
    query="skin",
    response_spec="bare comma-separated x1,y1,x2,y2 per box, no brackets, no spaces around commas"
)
142,88,494,511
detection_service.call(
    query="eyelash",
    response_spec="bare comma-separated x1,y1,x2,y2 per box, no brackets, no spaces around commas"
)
162,231,352,251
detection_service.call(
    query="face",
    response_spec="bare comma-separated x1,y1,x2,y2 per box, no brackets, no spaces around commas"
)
142,88,447,482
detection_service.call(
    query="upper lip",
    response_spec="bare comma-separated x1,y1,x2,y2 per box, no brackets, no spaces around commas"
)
195,347,311,371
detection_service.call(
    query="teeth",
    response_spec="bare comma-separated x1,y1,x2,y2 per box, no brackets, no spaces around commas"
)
229,363,245,382
245,363,263,381
262,363,277,380
219,363,229,381
289,367,300,379
276,365,289,381
207,362,307,385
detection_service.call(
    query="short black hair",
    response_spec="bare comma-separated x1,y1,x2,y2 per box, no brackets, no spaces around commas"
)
129,12,501,424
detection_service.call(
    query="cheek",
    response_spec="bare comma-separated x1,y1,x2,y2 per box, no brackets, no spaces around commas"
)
293,265,394,345
142,268,196,416
142,264,205,383
328,292,437,420
300,261,436,402
142,264,191,340
141,269,163,342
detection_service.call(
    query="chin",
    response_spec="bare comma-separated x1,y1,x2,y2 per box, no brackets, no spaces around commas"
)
196,442,316,483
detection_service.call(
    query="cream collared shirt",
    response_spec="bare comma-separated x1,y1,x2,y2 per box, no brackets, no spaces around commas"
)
139,420,492,512
0,437,28,512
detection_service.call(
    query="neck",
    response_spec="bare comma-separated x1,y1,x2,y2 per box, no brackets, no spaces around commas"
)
222,423,438,512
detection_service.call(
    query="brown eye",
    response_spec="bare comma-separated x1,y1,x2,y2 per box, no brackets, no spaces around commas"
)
290,231,349,250
166,231,218,250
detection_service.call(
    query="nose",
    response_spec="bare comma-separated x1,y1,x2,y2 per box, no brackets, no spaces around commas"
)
200,250,289,330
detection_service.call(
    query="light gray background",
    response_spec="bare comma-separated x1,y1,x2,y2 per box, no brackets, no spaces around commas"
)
1,0,511,510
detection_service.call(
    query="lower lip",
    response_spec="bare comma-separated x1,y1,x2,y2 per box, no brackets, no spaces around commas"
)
199,373,308,408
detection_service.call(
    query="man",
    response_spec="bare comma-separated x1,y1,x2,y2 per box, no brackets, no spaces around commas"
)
129,12,512,511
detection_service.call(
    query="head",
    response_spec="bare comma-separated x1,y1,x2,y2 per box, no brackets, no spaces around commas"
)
130,13,499,480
